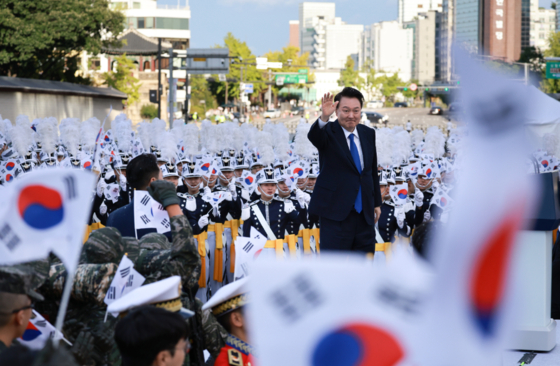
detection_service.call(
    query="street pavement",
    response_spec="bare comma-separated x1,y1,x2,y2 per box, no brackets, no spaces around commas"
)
372,107,451,128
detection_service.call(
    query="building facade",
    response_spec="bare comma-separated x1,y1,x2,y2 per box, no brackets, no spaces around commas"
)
412,11,441,84
110,0,191,49
399,0,443,23
440,0,455,82
325,21,364,69
289,20,300,49
372,21,414,81
530,4,556,51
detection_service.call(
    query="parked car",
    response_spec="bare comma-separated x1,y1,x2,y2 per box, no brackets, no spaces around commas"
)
263,109,281,118
394,102,408,108
366,100,384,109
362,111,389,124
291,106,304,114
429,106,444,115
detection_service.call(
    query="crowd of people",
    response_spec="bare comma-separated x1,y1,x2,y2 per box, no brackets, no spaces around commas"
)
0,110,463,366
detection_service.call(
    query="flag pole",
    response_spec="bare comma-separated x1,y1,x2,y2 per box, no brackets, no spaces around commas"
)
53,269,75,348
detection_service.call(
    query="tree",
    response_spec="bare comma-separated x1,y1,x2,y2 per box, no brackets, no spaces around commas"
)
339,56,364,88
102,54,140,106
542,33,560,93
208,33,265,105
190,75,217,115
0,0,124,84
140,104,158,119
264,45,312,103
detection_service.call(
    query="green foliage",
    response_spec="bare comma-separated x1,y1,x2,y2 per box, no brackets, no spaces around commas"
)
542,33,560,93
190,75,217,115
140,104,158,119
102,54,140,105
0,0,124,83
208,33,265,104
264,45,312,96
339,56,364,88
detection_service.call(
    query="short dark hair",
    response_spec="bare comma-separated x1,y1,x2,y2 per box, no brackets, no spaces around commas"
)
115,306,190,366
126,154,160,190
216,307,243,333
334,87,364,109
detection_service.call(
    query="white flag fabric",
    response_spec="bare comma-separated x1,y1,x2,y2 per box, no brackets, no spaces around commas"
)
105,255,145,317
0,168,94,273
133,191,171,236
389,183,409,206
248,253,433,366
415,49,538,366
430,185,454,211
238,171,257,193
234,228,267,281
19,310,69,350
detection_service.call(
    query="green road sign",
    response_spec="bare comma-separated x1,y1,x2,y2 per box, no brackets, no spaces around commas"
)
298,69,308,74
546,62,560,79
275,74,308,85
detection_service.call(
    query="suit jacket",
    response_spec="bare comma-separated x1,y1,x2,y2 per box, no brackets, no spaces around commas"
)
106,201,173,241
307,119,382,225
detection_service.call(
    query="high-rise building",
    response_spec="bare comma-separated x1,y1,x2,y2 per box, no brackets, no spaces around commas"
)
372,21,414,81
453,0,521,61
111,0,191,49
289,20,300,49
521,0,531,49
411,11,441,84
439,0,455,82
398,0,443,23
530,3,556,51
299,2,363,70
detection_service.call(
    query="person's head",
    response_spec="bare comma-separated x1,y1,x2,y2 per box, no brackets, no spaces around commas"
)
115,306,190,366
184,177,202,194
443,170,455,185
407,179,416,194
380,184,390,200
334,87,364,132
234,168,245,178
206,174,218,189
416,175,433,191
251,165,263,174
276,181,290,198
217,308,246,336
219,170,234,186
126,154,162,190
307,177,317,191
297,177,308,190
163,176,179,188
258,183,277,200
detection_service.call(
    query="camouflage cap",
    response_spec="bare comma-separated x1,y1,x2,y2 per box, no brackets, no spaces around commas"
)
139,233,171,251
80,227,124,265
122,237,140,263
0,266,45,301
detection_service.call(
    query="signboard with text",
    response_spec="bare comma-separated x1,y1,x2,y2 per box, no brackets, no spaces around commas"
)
546,62,560,79
275,74,308,85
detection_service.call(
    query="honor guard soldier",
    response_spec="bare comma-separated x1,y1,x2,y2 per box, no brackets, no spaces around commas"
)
202,279,255,366
242,167,298,258
178,162,216,235
414,164,435,226
160,161,181,188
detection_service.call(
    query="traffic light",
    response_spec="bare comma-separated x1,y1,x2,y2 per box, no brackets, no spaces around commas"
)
444,87,449,92
403,87,408,91
425,88,429,91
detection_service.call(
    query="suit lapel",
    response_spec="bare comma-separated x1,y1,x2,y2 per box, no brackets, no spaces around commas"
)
333,121,359,173
357,124,370,170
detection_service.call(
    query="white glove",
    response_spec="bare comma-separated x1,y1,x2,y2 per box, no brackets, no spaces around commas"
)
396,208,405,229
224,192,233,201
228,182,237,198
423,209,431,223
241,204,250,221
198,215,209,228
96,179,107,198
414,190,424,208
99,202,107,216
204,186,212,196
119,174,127,191
284,200,295,214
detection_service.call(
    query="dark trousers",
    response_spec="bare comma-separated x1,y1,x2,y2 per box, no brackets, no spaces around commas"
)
320,210,375,253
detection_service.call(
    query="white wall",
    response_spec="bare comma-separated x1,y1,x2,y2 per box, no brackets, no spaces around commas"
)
399,0,443,23
325,23,364,69
373,21,414,82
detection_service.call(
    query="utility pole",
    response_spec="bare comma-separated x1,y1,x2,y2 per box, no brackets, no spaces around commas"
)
168,48,174,127
184,44,189,121
157,38,162,119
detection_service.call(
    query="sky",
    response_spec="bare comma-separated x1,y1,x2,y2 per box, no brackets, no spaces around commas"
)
159,0,555,56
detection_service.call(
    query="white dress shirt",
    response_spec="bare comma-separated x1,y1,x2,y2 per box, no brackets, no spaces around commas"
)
318,118,364,169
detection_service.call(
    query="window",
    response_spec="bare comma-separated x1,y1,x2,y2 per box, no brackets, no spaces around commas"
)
110,2,127,10
138,18,145,28
128,17,137,29
155,18,189,30
133,2,141,9
146,17,154,28
540,33,545,39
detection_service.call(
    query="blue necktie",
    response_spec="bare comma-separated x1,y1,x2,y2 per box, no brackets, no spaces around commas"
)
348,134,362,213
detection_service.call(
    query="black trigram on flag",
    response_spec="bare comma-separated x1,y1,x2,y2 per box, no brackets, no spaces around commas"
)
140,215,150,224
120,267,131,278
140,195,150,206
161,218,170,229
106,286,116,300
35,320,47,327
64,176,76,200
242,241,254,253
126,275,134,287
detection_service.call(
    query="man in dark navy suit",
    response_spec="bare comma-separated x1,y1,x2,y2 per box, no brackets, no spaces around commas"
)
307,87,382,252
107,153,172,241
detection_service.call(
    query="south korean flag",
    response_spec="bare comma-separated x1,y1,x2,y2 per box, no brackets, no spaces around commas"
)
104,255,145,318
